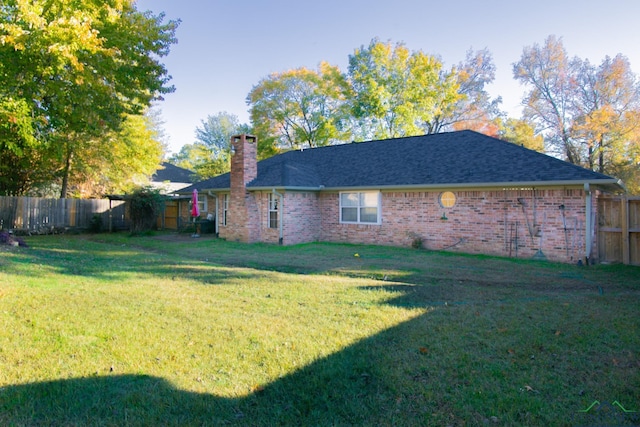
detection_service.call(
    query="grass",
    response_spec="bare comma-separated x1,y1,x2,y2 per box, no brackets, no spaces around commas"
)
0,232,639,426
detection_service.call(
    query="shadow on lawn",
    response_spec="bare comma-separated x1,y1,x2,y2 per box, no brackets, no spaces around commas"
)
4,238,639,425
3,313,636,426
16,235,638,294
3,291,638,426
0,313,457,426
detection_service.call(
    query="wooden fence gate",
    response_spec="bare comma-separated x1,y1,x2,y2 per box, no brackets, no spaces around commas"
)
158,200,179,230
597,196,640,265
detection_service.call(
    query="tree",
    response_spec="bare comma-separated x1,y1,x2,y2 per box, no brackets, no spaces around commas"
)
168,112,249,179
495,118,545,152
0,0,178,197
514,36,640,192
247,63,350,154
128,186,165,234
572,55,640,175
513,36,577,162
63,112,165,198
346,40,503,139
449,49,503,134
347,39,461,140
0,97,53,195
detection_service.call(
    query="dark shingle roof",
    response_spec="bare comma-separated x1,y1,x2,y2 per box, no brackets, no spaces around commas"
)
152,162,194,183
184,130,623,192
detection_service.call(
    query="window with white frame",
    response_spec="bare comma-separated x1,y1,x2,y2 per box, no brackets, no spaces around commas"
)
222,194,229,226
340,191,381,224
197,195,207,216
268,193,279,229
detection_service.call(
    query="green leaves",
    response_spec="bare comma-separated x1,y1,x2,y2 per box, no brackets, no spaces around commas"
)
347,39,473,140
248,63,349,153
0,0,179,196
168,112,249,180
247,38,501,152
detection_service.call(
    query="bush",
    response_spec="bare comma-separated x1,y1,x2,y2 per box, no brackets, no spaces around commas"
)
88,214,103,233
128,187,165,235
406,231,423,249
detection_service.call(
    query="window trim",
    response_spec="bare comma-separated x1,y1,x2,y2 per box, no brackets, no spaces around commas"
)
268,193,279,229
222,194,229,226
197,195,207,215
439,191,457,208
339,191,381,225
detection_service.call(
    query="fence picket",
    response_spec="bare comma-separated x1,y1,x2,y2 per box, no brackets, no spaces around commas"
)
0,196,127,232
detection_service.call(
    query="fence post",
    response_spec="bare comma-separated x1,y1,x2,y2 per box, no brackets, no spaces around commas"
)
622,195,629,265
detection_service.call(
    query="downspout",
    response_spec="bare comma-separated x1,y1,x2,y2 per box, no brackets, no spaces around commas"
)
207,191,219,237
272,188,284,245
584,183,592,264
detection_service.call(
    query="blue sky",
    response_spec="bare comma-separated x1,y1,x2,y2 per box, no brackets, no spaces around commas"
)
135,0,640,154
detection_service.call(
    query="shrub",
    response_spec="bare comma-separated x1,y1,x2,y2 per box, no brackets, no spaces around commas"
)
128,187,165,235
406,231,423,249
88,214,103,233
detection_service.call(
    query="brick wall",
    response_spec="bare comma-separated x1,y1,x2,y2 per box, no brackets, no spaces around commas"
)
197,184,600,263
240,191,321,245
282,191,321,244
226,135,260,243
318,188,591,264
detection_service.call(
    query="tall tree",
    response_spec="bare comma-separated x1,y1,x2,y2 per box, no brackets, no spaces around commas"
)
168,112,249,179
247,62,350,154
346,40,503,139
572,55,640,174
63,112,165,198
513,36,578,163
514,36,640,192
449,48,503,134
347,39,461,140
0,0,178,197
0,97,52,195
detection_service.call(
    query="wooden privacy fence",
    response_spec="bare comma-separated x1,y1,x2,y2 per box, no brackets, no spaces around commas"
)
597,196,640,265
0,196,127,233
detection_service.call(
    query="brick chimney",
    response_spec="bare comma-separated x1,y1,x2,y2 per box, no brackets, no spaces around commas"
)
230,134,257,189
228,134,259,242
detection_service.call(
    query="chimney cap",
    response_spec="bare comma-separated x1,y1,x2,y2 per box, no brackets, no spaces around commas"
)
232,134,257,142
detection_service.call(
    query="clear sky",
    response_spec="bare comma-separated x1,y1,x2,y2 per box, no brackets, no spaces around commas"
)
134,0,640,155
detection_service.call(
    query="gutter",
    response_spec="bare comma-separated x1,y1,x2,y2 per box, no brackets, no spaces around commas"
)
584,183,592,264
207,191,219,236
272,188,284,245
247,179,624,193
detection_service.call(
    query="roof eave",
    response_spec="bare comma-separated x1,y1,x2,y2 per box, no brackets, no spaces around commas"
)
319,179,626,193
183,179,626,195
247,186,322,192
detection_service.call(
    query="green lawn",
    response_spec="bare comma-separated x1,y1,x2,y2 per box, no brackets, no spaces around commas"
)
0,233,638,426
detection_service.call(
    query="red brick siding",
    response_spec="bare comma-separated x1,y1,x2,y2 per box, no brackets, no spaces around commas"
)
197,186,603,263
282,192,321,244
226,135,260,242
244,191,321,245
318,189,591,263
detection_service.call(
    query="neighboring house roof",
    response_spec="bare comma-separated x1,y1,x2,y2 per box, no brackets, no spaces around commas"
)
151,162,195,194
152,162,194,183
183,130,624,193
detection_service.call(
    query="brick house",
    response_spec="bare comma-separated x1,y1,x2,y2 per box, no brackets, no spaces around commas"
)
179,131,625,264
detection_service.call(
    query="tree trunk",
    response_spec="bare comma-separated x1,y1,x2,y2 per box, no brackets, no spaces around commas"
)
60,148,73,199
598,135,605,173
